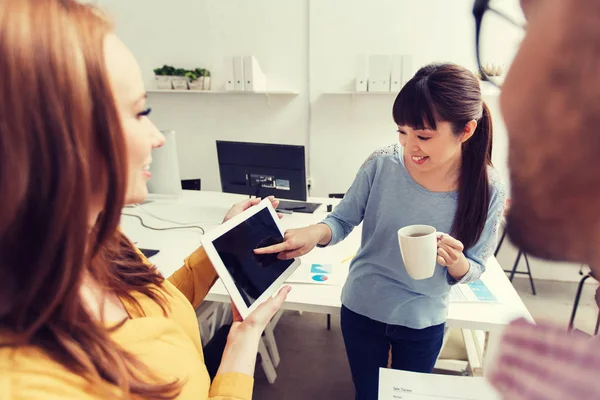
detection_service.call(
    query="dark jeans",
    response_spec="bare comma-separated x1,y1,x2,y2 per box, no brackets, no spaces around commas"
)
203,324,231,381
341,305,445,400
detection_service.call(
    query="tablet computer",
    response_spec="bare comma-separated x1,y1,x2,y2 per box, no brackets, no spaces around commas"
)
201,198,300,319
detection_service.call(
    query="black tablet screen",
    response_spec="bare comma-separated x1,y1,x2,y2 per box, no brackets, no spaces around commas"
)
213,208,294,307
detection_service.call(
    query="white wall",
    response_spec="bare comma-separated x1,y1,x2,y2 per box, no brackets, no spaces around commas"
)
97,0,584,282
308,0,512,196
98,0,309,191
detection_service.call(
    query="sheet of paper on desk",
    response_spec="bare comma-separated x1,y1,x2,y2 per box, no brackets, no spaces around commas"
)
449,279,497,303
286,262,339,285
378,368,500,400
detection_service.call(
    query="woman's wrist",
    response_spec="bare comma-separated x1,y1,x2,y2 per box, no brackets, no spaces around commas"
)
315,223,332,246
228,321,264,344
216,324,262,376
447,256,470,280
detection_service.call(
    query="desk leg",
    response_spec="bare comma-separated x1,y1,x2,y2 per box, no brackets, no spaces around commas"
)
483,331,502,376
219,303,232,327
258,338,278,384
263,310,283,368
462,329,483,377
434,328,470,376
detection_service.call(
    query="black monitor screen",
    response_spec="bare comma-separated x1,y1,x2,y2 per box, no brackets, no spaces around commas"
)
216,141,307,201
212,207,294,307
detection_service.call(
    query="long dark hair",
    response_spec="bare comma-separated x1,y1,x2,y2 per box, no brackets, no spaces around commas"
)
0,0,180,398
392,63,493,250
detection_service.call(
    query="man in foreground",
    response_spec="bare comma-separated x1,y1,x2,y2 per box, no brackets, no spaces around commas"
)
485,0,600,398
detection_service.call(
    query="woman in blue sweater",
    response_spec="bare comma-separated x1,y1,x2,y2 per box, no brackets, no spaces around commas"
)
256,63,506,399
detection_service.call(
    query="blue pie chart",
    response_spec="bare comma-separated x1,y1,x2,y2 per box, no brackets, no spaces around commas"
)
312,275,329,282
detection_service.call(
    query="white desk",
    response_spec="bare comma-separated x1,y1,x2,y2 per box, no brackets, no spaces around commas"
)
121,190,533,371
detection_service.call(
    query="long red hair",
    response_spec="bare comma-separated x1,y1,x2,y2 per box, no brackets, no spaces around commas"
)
0,0,181,398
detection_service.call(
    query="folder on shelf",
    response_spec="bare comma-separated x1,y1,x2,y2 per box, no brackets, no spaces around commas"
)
233,56,245,91
368,55,391,92
401,55,413,87
390,54,403,92
224,56,235,91
243,55,267,92
356,54,368,92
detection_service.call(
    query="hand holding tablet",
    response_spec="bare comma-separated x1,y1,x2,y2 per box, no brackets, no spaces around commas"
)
222,196,283,224
201,198,301,319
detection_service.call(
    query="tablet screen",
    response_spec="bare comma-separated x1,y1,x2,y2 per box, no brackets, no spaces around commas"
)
212,207,294,307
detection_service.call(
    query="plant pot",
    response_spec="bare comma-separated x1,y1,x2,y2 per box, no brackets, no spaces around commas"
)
189,77,205,90
203,77,211,90
155,75,172,90
171,77,189,90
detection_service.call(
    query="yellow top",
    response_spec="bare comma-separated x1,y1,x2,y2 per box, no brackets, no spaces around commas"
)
0,246,253,400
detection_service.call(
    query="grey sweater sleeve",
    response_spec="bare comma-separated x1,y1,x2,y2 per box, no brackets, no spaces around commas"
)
319,166,372,247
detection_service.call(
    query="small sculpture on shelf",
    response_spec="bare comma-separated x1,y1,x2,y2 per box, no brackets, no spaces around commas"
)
477,63,505,81
153,65,211,91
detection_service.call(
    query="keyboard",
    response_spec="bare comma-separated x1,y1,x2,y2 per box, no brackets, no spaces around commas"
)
276,200,322,214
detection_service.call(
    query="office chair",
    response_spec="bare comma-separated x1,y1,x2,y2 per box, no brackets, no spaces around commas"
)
495,200,536,295
568,267,600,334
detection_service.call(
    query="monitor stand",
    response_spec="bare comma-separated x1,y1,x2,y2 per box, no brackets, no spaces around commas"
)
276,199,322,214
139,248,160,258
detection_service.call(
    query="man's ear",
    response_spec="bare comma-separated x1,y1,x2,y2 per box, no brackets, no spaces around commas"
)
460,120,478,143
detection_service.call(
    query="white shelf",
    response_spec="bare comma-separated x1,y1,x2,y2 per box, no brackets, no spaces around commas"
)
481,87,501,97
324,91,397,95
480,81,501,97
147,89,299,96
325,88,501,98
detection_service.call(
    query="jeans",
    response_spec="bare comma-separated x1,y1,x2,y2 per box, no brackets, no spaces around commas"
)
341,305,445,400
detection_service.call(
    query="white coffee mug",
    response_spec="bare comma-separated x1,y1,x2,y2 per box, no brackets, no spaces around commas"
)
397,225,438,280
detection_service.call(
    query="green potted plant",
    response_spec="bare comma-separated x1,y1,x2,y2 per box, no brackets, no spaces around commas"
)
171,67,189,90
202,69,211,90
188,68,204,90
153,65,174,89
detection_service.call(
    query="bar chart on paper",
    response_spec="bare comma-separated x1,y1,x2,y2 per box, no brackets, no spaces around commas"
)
310,264,333,274
378,369,500,400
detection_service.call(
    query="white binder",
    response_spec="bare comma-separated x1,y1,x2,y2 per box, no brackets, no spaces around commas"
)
368,55,391,92
243,55,267,92
224,56,235,91
390,54,403,92
401,55,413,87
233,56,245,91
355,55,368,92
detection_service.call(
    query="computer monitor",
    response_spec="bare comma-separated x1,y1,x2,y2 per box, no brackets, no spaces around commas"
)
216,141,321,213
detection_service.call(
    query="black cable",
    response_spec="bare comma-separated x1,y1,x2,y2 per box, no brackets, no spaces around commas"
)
122,213,205,235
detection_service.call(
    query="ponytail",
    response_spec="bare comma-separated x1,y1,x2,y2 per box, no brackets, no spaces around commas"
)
481,102,493,163
451,101,493,250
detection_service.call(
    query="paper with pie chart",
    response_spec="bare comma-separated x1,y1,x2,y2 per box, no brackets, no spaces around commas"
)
287,263,336,285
